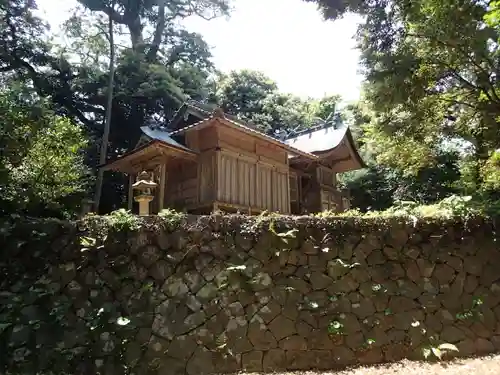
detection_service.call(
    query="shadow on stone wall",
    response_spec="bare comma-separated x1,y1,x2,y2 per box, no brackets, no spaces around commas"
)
1,215,500,374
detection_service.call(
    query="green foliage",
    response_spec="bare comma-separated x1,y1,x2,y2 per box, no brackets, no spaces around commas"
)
268,219,298,243
484,1,500,37
456,296,484,321
338,101,463,212
327,320,344,335
80,235,97,248
251,192,500,222
7,117,89,205
0,87,91,218
158,208,186,229
319,194,490,221
240,210,282,234
60,7,111,70
105,209,140,231
307,0,500,198
209,69,342,136
340,152,462,211
361,0,500,168
303,0,367,20
0,0,50,74
210,70,277,118
481,151,500,191
338,99,499,214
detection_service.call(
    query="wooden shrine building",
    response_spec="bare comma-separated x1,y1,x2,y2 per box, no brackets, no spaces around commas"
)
102,100,365,215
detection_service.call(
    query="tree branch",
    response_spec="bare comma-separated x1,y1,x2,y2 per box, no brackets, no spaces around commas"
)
13,55,101,131
188,2,221,21
101,6,125,25
92,24,111,43
406,32,500,104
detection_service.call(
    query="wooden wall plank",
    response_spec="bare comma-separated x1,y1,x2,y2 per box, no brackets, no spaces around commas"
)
186,130,199,152
219,143,258,162
165,161,198,208
231,156,237,203
217,126,256,154
199,152,215,203
250,163,256,207
198,126,218,151
264,167,272,210
216,151,222,201
219,153,226,202
272,170,279,211
215,149,291,214
256,141,287,164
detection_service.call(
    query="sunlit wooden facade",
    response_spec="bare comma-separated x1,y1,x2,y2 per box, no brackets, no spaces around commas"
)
102,101,365,215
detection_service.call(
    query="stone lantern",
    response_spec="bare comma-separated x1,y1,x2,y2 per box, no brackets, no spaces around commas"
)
132,171,158,216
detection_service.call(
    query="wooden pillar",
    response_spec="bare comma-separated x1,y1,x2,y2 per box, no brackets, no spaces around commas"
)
285,156,291,214
128,174,134,211
158,162,167,211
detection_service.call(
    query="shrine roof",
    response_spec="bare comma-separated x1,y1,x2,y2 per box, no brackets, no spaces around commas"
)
284,122,348,154
140,126,193,152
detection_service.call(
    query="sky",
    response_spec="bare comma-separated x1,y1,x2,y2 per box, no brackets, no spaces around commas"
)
36,0,363,102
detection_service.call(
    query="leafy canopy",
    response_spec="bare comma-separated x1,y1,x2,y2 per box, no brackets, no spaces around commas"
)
306,0,500,196
0,84,91,218
209,69,342,136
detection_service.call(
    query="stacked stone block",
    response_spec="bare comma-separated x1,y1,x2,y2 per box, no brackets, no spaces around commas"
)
1,216,500,374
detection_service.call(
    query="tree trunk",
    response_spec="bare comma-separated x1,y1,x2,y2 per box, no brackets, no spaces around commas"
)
93,6,116,213
146,0,166,61
129,18,145,51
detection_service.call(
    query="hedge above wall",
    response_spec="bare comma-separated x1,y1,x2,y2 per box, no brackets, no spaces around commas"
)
1,212,500,375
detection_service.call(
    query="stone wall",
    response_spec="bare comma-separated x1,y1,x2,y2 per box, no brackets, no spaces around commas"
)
1,215,500,374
